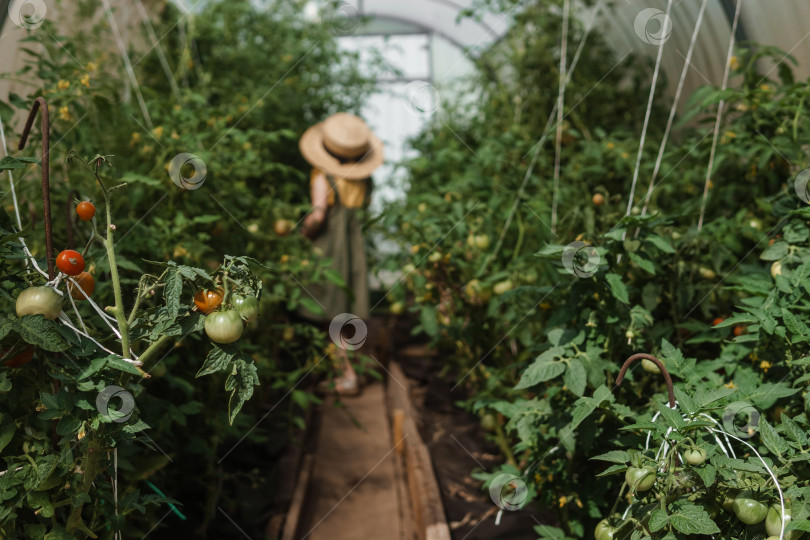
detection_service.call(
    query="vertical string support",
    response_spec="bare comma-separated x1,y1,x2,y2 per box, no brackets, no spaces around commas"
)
697,0,743,231
550,0,571,236
101,0,154,129
641,0,709,217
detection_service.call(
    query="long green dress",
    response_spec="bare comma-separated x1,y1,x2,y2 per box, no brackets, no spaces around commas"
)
297,173,370,323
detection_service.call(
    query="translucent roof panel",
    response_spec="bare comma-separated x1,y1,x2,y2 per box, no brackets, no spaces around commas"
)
343,0,509,52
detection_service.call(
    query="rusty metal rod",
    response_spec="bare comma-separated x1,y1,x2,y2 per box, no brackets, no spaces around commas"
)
65,189,78,249
18,97,54,279
615,353,676,408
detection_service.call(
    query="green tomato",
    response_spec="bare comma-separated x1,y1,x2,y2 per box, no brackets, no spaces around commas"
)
204,310,244,344
16,286,62,320
625,466,656,492
733,491,769,525
641,358,662,373
474,234,490,250
684,447,707,466
594,519,617,540
480,414,497,432
766,505,801,539
232,294,259,323
721,490,739,512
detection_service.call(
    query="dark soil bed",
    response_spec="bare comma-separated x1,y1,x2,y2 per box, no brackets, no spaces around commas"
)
395,345,544,540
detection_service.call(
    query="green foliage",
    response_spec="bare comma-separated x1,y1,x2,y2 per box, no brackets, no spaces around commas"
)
0,0,375,536
377,1,810,539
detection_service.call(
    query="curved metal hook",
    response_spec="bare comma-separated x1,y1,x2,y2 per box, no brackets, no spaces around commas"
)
18,97,54,279
615,353,676,408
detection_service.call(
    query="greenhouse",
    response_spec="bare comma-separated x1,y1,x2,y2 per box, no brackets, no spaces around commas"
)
2,0,810,538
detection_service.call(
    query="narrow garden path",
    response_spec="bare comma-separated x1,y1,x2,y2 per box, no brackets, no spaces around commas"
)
297,381,407,540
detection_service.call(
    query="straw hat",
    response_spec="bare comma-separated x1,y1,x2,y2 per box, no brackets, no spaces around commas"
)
299,113,384,180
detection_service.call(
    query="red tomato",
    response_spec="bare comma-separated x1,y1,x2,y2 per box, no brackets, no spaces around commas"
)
713,318,725,326
76,201,96,221
734,325,746,337
56,250,85,276
194,289,224,315
68,272,95,300
2,346,34,367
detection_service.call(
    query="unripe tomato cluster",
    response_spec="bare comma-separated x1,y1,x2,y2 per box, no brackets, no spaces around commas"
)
197,289,260,344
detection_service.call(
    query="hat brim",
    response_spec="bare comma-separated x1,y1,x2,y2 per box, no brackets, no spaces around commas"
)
299,122,385,181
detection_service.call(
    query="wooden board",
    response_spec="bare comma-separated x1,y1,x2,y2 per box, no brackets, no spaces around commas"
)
280,454,315,540
387,362,452,540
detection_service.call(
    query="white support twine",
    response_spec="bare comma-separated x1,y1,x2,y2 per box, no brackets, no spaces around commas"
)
134,0,182,101
640,0,709,217
100,0,153,129
697,0,743,232
483,0,606,271
624,0,673,220
550,0,571,236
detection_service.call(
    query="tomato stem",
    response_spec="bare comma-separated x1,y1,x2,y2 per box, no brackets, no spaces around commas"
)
94,167,136,370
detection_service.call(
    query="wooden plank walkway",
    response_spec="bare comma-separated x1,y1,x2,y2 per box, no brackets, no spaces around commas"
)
297,382,407,540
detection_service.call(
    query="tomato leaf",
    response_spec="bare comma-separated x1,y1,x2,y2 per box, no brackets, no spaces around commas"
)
695,464,716,487
197,343,237,377
786,520,810,532
164,267,183,321
516,348,566,389
563,358,587,397
655,401,685,430
226,356,259,425
105,355,142,375
758,417,789,457
781,415,808,445
605,273,629,304
0,420,14,453
649,509,669,532
668,502,721,534
0,156,40,170
590,450,629,463
0,313,18,341
646,234,675,254
18,316,70,352
740,382,799,409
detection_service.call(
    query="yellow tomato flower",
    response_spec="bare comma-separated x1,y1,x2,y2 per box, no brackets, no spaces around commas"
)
171,131,179,140
621,151,630,159
760,360,772,373
140,144,152,154
724,381,736,389
729,56,740,70
57,80,70,90
86,62,98,72
242,142,252,151
760,84,771,92
280,254,290,264
58,106,71,121
80,74,90,87
558,496,567,508
152,126,164,139
129,132,141,146
605,141,615,150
